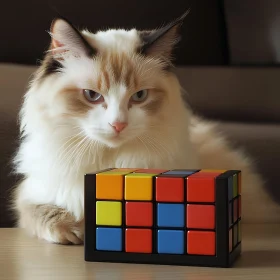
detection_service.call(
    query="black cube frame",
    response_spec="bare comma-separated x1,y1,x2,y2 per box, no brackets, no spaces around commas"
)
84,169,241,268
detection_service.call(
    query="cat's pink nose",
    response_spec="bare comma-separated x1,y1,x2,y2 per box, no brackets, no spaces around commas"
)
110,122,127,133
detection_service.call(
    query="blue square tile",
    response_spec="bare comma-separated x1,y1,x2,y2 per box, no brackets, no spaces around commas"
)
157,230,184,254
96,227,122,251
157,203,184,227
163,170,197,176
228,177,233,201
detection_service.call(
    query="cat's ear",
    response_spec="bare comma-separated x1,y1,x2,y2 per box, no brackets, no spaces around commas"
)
138,10,189,62
49,17,95,58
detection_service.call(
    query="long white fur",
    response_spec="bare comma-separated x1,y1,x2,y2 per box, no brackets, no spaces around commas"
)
13,23,280,243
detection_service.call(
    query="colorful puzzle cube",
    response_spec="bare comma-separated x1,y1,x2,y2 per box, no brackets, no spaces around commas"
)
84,168,242,267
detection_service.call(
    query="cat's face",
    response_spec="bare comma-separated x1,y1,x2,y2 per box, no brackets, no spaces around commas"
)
34,13,188,148
57,42,170,148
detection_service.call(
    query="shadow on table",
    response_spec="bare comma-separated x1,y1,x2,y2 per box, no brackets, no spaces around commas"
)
235,250,280,268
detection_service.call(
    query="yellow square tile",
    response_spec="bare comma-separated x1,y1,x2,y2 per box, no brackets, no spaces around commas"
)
96,201,122,226
96,173,124,200
125,174,154,201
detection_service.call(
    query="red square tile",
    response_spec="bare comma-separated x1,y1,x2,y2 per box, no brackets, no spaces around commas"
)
156,177,184,202
187,231,216,255
186,204,215,229
186,173,217,202
126,202,153,227
125,229,152,253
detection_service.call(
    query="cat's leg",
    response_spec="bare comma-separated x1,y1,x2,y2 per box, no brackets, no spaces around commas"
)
12,178,84,245
16,202,84,245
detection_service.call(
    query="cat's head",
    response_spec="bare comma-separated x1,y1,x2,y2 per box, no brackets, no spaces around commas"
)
30,11,189,148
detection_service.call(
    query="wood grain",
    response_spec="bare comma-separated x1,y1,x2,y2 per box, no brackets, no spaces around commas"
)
0,224,280,280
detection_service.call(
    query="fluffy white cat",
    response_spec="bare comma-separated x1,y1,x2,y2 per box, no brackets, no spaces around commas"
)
12,12,279,244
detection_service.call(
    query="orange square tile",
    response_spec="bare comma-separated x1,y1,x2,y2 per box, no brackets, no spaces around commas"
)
96,173,123,200
187,204,215,229
125,229,152,253
187,231,216,255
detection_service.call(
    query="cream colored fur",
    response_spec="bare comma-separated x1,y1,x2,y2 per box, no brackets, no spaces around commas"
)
12,17,280,245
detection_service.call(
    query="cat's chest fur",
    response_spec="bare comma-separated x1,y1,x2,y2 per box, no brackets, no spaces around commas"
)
26,125,198,219
96,136,198,170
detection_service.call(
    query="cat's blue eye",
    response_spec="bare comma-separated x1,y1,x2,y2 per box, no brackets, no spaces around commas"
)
83,89,104,103
130,90,148,103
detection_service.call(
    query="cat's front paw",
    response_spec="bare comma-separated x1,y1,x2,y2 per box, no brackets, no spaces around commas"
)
50,216,84,245
36,205,84,245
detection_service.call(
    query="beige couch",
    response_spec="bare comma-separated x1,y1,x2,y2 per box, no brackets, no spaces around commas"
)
1,63,280,227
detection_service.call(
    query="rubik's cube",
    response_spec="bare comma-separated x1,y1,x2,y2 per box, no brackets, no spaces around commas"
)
84,168,242,267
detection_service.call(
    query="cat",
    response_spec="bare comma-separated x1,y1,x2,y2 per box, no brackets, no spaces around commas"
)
12,11,280,245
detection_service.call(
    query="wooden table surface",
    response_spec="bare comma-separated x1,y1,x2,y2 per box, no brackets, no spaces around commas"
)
0,224,280,280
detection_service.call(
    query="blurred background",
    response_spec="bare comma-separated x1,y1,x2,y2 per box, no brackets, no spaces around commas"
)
1,0,280,227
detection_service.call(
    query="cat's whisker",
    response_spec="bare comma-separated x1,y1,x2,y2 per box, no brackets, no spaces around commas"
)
56,131,85,160
75,138,88,165
58,129,84,143
142,134,172,160
141,134,163,160
54,125,82,136
137,136,151,162
147,124,180,128
55,124,80,129
60,132,84,146
89,140,97,164
151,135,173,157
84,140,94,164
63,135,88,168
126,125,180,133
75,138,92,178
88,140,96,165
85,126,107,131
70,136,88,163
57,137,80,161
92,141,100,165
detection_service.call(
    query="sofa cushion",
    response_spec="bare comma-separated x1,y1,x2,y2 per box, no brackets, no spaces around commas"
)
175,66,280,123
